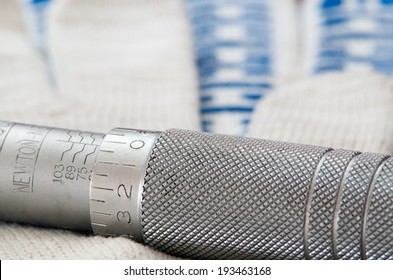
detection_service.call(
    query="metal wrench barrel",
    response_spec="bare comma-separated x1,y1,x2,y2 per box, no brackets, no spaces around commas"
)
0,121,104,231
0,121,392,259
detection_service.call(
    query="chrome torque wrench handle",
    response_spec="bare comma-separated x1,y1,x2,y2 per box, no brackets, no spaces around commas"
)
0,120,392,260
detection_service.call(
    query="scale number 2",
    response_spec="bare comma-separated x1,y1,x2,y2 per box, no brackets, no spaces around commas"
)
117,184,132,198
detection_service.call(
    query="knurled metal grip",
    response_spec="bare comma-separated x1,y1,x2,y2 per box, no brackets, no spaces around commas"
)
0,121,392,259
141,129,392,260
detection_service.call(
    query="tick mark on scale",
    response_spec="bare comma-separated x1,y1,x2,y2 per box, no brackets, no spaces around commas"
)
92,186,114,191
99,149,115,153
105,140,127,145
91,222,107,228
90,198,105,203
109,132,125,137
97,160,118,165
92,211,112,216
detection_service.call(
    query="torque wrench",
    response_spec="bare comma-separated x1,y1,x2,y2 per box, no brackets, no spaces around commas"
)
0,120,391,259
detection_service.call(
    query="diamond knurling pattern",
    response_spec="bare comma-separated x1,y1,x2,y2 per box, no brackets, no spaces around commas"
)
141,129,328,259
336,153,387,259
141,129,392,259
366,158,393,259
307,149,358,259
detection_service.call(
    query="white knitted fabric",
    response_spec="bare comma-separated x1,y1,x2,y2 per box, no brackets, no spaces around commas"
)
0,0,392,259
47,0,200,132
0,223,176,260
0,0,61,127
247,71,393,155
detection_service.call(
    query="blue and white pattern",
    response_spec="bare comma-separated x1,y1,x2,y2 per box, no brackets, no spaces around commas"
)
19,0,54,82
19,0,53,54
184,0,274,135
312,0,393,76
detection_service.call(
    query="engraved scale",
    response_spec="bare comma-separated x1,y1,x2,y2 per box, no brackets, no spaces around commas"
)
90,128,160,241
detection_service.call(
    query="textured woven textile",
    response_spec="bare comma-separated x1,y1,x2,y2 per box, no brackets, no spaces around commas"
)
48,0,201,132
0,223,176,259
247,71,393,154
184,0,297,135
0,0,392,259
303,0,393,76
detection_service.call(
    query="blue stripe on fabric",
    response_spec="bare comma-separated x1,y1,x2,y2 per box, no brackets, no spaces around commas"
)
323,17,349,25
189,6,270,17
376,17,393,24
372,59,393,69
323,15,393,24
315,0,393,77
199,67,216,77
24,0,53,39
184,0,273,135
201,120,213,132
198,65,271,74
194,37,271,47
190,15,271,26
193,25,271,38
318,50,346,58
200,82,272,90
314,64,344,73
318,53,378,64
198,66,272,78
323,33,393,42
197,59,272,69
244,66,272,76
197,59,272,68
321,0,342,8
32,0,50,3
186,0,268,5
201,107,254,114
195,42,270,53
243,93,264,101
246,56,271,64
20,0,55,84
200,96,214,103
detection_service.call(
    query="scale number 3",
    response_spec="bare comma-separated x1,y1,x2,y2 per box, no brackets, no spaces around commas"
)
117,211,131,224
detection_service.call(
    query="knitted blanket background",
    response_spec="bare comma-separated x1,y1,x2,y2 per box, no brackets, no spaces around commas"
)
0,0,392,259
